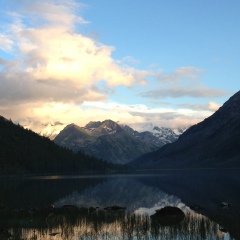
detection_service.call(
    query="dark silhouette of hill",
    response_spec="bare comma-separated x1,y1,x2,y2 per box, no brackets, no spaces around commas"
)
0,116,121,175
131,91,240,169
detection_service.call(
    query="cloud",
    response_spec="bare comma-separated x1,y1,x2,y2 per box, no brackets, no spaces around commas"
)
0,58,8,66
173,67,205,80
0,0,227,133
156,66,205,82
82,101,212,131
22,0,88,26
208,101,221,111
178,101,221,111
0,71,109,105
7,0,88,29
17,26,147,87
0,0,155,132
0,1,151,106
0,34,14,51
140,87,226,99
139,66,226,100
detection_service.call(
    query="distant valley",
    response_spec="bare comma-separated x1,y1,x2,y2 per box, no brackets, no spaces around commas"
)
53,120,187,164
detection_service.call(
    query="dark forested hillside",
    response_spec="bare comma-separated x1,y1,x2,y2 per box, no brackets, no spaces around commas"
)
0,116,120,175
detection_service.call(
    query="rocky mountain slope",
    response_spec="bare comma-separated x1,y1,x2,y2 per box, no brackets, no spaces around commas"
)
121,125,182,146
54,120,156,164
130,91,240,169
54,120,186,164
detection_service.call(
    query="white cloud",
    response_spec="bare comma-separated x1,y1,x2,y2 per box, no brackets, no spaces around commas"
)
0,0,153,132
156,66,205,83
174,66,205,80
176,101,221,112
0,1,151,106
21,0,88,27
0,34,13,52
0,0,227,133
82,101,213,130
208,101,220,111
140,87,226,99
139,66,226,100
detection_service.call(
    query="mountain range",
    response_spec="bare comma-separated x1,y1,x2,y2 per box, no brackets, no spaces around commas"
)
2,90,240,173
54,120,186,164
131,90,240,169
0,116,120,175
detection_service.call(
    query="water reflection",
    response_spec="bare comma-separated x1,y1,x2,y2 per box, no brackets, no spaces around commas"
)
1,170,240,239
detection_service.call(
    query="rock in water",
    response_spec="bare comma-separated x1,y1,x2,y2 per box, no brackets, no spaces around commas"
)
150,206,185,226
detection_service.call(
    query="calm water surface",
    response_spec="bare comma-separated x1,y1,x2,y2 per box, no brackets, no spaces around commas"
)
1,169,240,239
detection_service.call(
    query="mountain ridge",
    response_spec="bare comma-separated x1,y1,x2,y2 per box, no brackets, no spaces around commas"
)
54,120,186,164
130,91,240,169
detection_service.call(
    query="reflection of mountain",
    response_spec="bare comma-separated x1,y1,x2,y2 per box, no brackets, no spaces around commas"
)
0,177,105,209
136,170,240,239
55,171,240,239
55,176,188,214
2,171,240,239
137,170,240,211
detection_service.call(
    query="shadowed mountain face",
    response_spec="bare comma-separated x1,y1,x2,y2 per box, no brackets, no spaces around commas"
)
54,120,186,164
131,91,240,169
54,120,158,164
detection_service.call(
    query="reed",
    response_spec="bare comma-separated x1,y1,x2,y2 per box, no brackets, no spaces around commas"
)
0,208,231,240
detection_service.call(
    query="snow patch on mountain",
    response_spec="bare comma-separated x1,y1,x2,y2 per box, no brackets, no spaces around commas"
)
121,124,188,148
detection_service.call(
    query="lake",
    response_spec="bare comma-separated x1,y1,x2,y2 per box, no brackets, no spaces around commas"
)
1,169,240,239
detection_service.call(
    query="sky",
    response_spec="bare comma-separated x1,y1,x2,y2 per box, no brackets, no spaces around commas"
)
0,0,240,133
